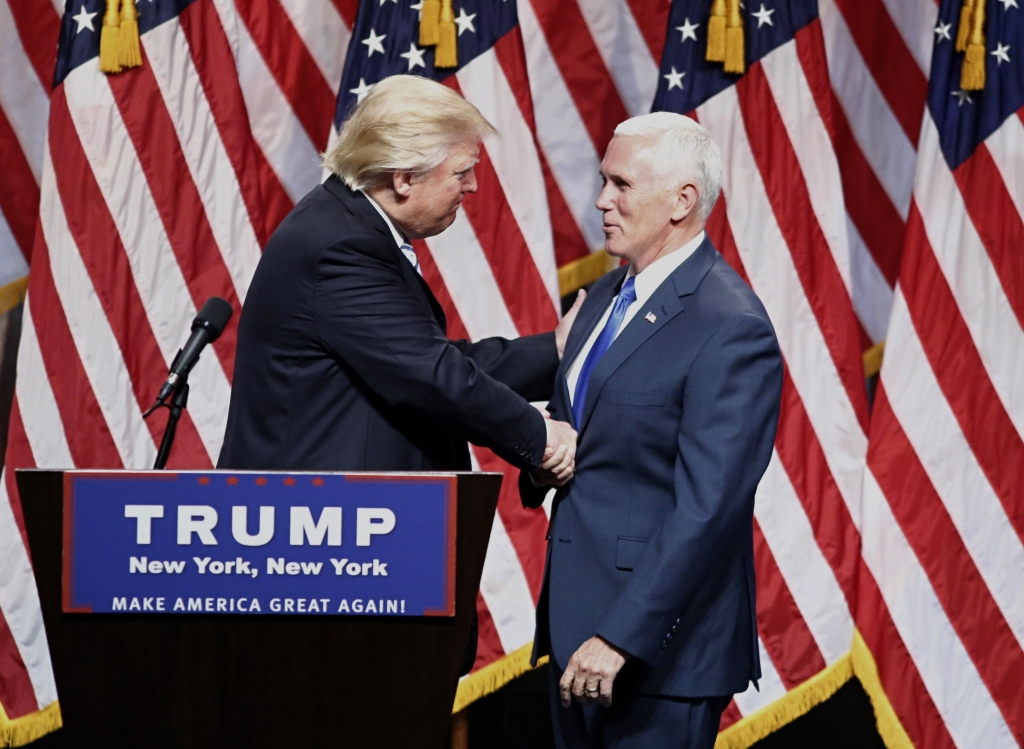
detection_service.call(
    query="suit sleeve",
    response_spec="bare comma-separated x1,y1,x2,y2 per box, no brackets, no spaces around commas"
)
595,312,783,664
452,333,559,402
313,234,548,469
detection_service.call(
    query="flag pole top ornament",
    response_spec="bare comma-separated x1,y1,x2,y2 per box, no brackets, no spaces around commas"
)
99,0,143,74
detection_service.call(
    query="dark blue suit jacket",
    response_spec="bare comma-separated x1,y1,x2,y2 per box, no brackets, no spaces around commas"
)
521,237,782,698
219,176,557,472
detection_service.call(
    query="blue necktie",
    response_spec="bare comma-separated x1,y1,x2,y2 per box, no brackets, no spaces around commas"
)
572,276,636,427
400,243,422,276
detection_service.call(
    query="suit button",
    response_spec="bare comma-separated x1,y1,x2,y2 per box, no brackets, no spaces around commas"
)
660,641,668,650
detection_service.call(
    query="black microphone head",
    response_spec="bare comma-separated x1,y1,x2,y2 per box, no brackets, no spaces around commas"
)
191,297,233,341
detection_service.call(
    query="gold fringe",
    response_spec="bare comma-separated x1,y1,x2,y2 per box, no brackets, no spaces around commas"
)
706,0,726,62
862,340,885,378
714,653,853,749
850,630,914,749
0,701,62,747
99,0,122,74
452,643,549,714
558,250,618,298
0,276,28,317
955,0,973,52
960,0,986,91
118,0,143,69
434,0,457,68
419,0,440,46
723,0,744,74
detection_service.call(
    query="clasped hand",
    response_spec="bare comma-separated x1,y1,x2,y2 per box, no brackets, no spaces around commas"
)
536,418,576,486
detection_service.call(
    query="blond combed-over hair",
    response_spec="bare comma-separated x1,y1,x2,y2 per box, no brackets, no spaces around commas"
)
323,75,496,191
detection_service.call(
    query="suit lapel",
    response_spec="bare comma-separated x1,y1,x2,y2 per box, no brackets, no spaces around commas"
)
559,267,627,428
578,239,718,433
323,176,446,331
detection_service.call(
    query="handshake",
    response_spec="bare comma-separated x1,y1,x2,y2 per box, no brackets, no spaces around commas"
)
536,416,578,487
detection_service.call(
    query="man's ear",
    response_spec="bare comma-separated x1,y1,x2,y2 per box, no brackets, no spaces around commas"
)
392,171,414,199
672,182,699,222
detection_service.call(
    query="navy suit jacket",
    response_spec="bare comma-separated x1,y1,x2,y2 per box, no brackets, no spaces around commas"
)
521,237,783,698
219,176,557,472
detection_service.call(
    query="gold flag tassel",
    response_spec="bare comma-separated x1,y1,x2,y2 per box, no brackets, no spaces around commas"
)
723,0,744,74
434,0,457,68
961,0,986,90
955,0,974,52
99,0,122,74
419,0,440,46
706,0,726,63
118,0,143,69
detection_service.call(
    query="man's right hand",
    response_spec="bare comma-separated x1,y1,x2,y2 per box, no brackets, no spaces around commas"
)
537,419,577,486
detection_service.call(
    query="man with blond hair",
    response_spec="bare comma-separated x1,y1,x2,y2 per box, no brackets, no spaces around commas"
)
521,112,783,748
221,74,578,483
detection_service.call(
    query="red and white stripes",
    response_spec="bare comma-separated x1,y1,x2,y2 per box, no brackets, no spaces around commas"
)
859,105,1024,748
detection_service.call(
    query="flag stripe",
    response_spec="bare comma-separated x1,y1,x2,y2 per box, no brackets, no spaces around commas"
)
48,94,212,468
752,521,828,689
0,0,49,184
178,0,284,243
860,465,1016,749
524,0,630,157
0,107,40,261
869,389,1024,742
453,53,561,311
41,145,159,468
3,0,59,90
734,62,869,431
571,0,658,117
234,0,336,150
518,0,606,251
619,0,668,63
755,452,853,666
914,120,1024,441
884,279,1024,644
877,0,936,75
143,18,264,301
414,242,472,342
733,636,788,715
831,0,926,145
819,0,916,221
276,0,349,95
107,55,243,381
984,112,1024,220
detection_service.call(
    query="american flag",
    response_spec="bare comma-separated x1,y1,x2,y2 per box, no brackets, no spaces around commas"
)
858,0,1024,747
0,0,994,744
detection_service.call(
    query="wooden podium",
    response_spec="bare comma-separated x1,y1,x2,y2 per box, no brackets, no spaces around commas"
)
18,469,502,748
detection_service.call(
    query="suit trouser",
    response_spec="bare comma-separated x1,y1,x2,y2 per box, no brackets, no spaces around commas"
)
548,664,730,749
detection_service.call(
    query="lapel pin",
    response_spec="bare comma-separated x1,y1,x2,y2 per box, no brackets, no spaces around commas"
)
645,312,657,324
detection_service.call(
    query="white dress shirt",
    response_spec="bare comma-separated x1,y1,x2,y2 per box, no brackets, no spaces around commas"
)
566,231,705,405
361,190,421,273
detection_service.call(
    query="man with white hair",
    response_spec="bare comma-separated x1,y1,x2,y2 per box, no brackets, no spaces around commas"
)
520,112,783,748
220,74,578,485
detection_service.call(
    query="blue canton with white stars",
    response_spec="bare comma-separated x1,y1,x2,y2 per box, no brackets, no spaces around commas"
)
652,0,817,116
54,0,197,88
929,0,1023,169
334,0,517,127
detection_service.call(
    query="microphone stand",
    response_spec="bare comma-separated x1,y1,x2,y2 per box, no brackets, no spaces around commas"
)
152,382,189,470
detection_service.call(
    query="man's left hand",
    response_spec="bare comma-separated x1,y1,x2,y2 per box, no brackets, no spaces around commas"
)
555,290,587,360
559,635,628,708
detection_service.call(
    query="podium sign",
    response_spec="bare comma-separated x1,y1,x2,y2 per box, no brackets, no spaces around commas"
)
64,471,457,617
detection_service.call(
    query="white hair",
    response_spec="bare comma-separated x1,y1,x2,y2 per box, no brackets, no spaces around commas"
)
613,112,722,221
323,75,496,190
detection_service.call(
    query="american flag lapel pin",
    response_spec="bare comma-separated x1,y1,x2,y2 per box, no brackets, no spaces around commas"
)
645,312,657,324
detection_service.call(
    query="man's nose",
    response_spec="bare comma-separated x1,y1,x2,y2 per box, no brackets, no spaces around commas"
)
464,169,478,193
595,185,613,211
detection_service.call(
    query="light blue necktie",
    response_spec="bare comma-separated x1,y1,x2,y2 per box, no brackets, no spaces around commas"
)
572,276,636,427
400,243,422,276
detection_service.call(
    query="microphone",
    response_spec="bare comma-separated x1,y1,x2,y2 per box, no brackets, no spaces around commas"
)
148,297,233,411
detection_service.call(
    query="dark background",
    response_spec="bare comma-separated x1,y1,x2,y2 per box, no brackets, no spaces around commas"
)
464,664,887,749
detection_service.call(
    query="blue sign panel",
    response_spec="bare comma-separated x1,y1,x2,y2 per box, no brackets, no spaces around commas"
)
63,471,457,617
